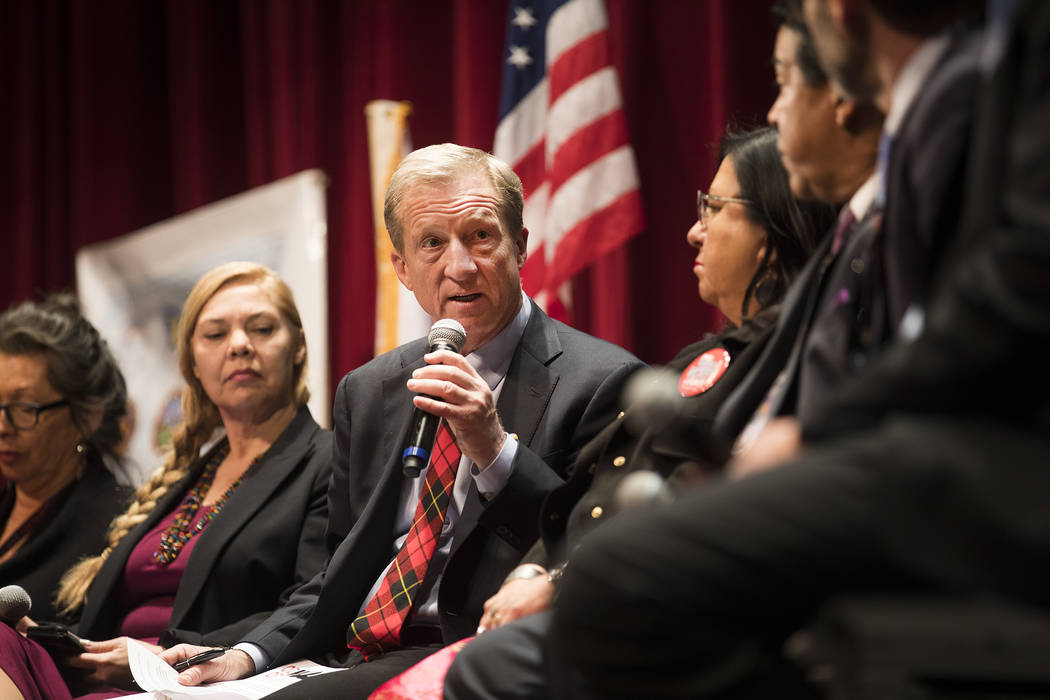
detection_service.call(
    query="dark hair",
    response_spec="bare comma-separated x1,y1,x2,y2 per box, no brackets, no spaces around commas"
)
0,294,128,458
772,0,828,88
719,127,837,321
866,0,984,36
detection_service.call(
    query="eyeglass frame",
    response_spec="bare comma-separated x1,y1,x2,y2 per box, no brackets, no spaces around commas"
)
0,399,70,430
697,190,753,226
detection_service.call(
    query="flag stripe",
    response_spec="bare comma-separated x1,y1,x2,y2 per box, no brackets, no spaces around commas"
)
523,180,551,246
546,66,622,163
548,30,608,105
512,139,548,199
545,146,641,252
548,108,629,195
494,79,548,167
545,188,645,291
547,0,607,63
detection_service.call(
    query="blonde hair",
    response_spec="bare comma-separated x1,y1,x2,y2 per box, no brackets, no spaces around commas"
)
383,143,525,253
55,262,309,616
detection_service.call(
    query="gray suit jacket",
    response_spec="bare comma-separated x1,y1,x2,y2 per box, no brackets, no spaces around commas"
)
243,300,643,665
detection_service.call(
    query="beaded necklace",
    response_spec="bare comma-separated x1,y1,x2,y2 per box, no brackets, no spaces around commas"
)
152,443,261,566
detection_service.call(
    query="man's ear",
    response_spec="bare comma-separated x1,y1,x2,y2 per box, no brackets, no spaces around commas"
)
835,0,867,36
834,94,855,129
515,228,529,269
391,250,413,291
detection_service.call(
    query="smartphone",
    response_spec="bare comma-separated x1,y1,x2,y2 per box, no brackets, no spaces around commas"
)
26,622,86,656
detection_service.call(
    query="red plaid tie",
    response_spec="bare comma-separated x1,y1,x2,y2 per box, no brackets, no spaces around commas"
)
348,421,461,659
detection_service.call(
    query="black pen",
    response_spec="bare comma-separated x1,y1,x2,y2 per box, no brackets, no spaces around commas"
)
173,647,228,672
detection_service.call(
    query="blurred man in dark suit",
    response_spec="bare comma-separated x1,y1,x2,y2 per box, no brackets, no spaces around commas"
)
548,2,1050,698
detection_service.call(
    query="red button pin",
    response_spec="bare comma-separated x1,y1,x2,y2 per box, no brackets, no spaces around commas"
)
678,348,731,396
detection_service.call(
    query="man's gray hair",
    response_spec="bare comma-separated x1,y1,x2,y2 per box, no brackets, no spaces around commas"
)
384,143,525,253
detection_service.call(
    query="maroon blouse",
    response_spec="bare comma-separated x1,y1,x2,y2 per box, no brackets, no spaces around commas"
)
115,504,211,643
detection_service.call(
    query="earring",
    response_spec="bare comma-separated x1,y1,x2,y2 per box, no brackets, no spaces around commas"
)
754,275,779,307
73,442,87,479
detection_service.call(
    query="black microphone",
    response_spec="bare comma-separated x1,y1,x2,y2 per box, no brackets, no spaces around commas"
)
619,367,728,467
402,319,468,477
0,585,31,624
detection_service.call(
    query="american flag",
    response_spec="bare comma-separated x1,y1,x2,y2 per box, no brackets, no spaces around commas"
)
494,0,645,320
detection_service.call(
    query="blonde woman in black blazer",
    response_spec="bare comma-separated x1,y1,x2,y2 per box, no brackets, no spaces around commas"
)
30,262,333,697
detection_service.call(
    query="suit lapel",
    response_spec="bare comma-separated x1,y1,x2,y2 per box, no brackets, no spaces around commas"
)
450,302,561,558
167,407,319,628
280,346,424,663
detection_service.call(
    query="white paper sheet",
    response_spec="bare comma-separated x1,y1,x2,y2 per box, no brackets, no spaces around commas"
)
127,640,343,699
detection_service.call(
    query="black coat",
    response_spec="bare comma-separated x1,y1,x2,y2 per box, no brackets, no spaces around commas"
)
533,308,779,567
0,455,132,623
75,406,332,647
242,301,644,666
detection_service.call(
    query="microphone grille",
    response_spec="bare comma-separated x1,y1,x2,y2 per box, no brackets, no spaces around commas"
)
428,319,467,353
0,585,31,623
621,368,684,434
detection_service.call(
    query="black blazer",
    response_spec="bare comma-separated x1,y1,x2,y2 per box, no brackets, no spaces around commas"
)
0,455,132,623
879,28,984,335
243,300,644,665
533,308,779,567
76,406,332,647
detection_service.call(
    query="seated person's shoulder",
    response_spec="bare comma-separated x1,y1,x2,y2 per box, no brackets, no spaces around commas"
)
550,320,642,367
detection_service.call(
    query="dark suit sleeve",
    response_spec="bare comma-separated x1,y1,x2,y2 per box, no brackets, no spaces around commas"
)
478,359,643,552
237,379,354,659
322,373,356,548
803,8,1050,440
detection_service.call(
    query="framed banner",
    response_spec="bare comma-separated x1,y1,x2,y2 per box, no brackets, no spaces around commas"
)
76,170,328,483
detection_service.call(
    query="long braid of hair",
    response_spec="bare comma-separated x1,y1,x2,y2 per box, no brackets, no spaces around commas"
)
53,392,220,617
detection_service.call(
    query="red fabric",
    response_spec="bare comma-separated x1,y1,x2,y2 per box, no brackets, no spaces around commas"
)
0,624,72,700
368,637,473,700
0,0,776,397
349,424,461,660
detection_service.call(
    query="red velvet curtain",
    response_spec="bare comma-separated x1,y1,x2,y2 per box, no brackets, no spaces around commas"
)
1,0,776,402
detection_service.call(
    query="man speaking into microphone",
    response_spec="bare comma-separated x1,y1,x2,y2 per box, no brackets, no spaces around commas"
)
165,143,643,698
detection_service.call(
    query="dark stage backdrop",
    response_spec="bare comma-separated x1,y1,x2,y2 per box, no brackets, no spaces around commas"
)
1,0,777,402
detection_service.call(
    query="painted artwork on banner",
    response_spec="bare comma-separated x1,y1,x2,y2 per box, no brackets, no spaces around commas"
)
76,171,328,484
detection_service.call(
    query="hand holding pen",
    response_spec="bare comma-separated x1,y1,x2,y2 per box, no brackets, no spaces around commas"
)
172,647,228,671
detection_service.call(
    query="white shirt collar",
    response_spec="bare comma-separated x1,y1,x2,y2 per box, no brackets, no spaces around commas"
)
465,290,532,391
848,171,881,220
884,34,952,137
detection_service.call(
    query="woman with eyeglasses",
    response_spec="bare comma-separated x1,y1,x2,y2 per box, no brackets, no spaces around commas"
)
369,127,839,700
0,295,134,624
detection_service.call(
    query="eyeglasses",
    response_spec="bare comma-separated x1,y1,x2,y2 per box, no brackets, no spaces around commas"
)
0,399,69,430
697,190,752,226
